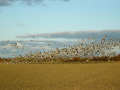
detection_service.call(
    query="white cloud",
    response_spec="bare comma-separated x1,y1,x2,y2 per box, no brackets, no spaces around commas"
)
0,44,12,48
15,43,23,48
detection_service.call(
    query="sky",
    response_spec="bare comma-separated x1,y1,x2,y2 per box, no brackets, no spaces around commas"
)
0,0,120,40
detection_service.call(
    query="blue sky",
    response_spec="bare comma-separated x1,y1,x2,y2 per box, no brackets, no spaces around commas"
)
0,0,120,40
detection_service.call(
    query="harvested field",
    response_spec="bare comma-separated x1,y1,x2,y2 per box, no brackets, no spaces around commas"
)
0,62,120,90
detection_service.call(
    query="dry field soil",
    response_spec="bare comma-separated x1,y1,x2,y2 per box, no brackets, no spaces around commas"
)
0,62,120,90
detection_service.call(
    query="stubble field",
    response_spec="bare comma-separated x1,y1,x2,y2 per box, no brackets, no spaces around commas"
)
0,62,120,90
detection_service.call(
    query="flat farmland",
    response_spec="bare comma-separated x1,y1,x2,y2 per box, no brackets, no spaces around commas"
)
0,62,120,90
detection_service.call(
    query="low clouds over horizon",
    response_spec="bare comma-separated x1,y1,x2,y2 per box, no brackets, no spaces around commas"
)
0,0,69,6
16,30,120,40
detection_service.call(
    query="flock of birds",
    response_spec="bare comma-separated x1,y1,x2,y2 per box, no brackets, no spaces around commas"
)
0,35,120,63
0,40,74,57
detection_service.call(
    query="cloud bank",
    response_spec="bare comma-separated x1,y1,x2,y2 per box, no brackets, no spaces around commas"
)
16,30,120,39
0,0,69,6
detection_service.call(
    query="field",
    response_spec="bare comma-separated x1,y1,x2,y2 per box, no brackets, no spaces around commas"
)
0,62,120,90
